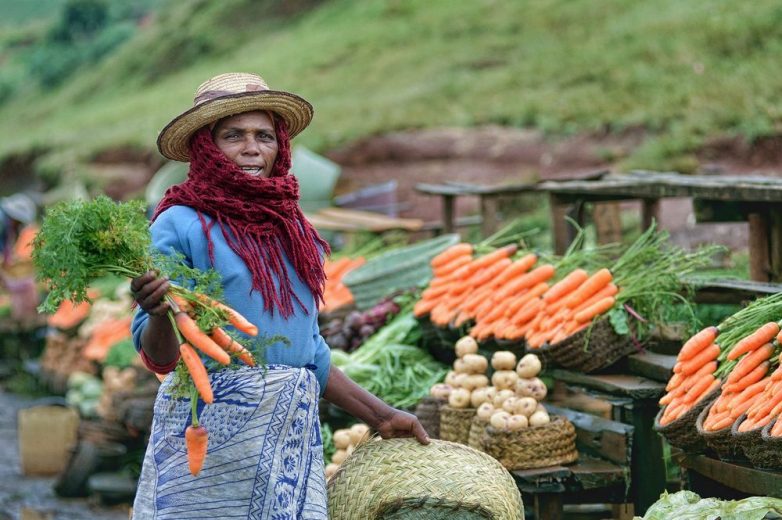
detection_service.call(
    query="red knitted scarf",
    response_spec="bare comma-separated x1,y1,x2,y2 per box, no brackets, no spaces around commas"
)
153,120,329,317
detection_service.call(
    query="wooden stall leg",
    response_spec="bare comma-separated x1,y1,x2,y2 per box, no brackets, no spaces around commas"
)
641,198,661,229
550,194,574,255
533,493,563,520
769,211,782,282
442,194,455,235
594,202,623,245
480,195,500,239
625,400,667,515
748,212,771,282
611,504,635,520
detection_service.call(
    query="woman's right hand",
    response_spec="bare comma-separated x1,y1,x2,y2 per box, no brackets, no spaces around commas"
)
130,270,171,316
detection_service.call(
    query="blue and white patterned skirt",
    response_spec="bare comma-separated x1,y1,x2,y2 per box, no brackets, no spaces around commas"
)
132,365,328,519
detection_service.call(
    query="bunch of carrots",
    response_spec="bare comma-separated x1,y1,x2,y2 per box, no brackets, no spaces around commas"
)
320,256,365,313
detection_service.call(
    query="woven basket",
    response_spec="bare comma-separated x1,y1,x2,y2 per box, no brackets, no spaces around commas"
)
653,384,721,453
439,406,476,445
479,415,578,470
732,414,774,470
467,415,488,451
546,318,637,373
415,397,446,440
694,402,745,462
755,419,782,471
327,438,524,520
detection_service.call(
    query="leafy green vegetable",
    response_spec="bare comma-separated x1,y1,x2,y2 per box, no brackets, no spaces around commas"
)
636,491,782,520
104,338,138,368
608,307,630,336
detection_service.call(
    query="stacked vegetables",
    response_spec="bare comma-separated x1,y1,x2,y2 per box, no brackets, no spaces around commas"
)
430,337,550,431
32,196,265,476
320,256,365,313
324,423,370,479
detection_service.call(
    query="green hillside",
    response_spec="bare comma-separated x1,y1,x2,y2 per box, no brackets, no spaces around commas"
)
1,0,781,179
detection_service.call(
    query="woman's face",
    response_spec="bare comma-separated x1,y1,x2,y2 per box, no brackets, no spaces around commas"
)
212,111,279,178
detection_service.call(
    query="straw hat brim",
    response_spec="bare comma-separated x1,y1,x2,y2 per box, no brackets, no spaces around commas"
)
157,90,313,162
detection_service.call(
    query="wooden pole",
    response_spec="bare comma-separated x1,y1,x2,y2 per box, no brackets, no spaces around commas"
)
748,212,771,282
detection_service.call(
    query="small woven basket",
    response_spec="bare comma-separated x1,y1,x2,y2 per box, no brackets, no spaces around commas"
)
695,402,745,462
467,415,489,451
327,438,524,520
546,318,637,373
415,397,446,440
732,414,774,470
439,406,476,445
653,384,721,453
755,419,782,471
479,415,578,470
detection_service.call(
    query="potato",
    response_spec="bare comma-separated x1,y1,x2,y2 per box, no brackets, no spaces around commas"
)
490,410,511,430
491,370,519,390
528,377,548,400
452,373,470,388
515,396,538,417
349,423,370,445
470,387,491,408
453,358,471,374
462,354,489,374
455,336,479,358
507,414,529,431
529,410,551,427
430,383,452,400
492,389,516,408
483,386,498,404
501,396,519,414
491,351,517,371
516,353,542,378
535,402,547,414
331,449,349,465
448,387,472,408
445,370,458,386
325,463,340,478
464,374,489,391
476,402,495,420
516,377,546,399
332,429,352,450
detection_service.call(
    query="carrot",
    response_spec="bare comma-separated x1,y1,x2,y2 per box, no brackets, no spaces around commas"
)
195,294,258,336
573,296,616,323
504,283,549,318
771,419,782,436
727,378,769,410
433,255,472,278
709,415,735,431
726,343,774,384
666,371,685,392
185,424,209,476
562,268,613,309
421,285,450,302
473,245,518,269
175,313,231,365
512,298,544,326
543,269,589,304
684,376,719,404
431,243,473,268
494,253,538,286
497,264,556,300
723,362,769,393
468,258,513,288
678,326,720,362
210,327,256,366
677,343,720,376
179,343,214,404
727,322,780,361
565,283,619,317
730,392,762,419
414,298,439,317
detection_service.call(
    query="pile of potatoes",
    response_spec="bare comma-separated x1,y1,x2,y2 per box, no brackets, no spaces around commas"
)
325,422,370,478
429,336,551,432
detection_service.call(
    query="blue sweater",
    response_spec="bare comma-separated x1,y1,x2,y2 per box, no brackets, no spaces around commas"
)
132,205,331,395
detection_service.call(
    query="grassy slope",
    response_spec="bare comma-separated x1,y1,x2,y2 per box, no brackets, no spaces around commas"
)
1,0,782,171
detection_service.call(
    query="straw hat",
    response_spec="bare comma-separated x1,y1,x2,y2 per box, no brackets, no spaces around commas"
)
157,72,314,162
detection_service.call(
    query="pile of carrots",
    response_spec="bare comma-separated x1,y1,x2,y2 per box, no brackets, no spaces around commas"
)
413,242,620,347
165,290,260,476
320,257,365,313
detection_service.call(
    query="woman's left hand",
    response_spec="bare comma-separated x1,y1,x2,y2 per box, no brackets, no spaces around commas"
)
374,408,430,445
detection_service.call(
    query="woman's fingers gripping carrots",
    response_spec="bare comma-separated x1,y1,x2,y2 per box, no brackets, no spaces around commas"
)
678,326,719,362
185,424,209,476
179,343,214,404
175,312,231,365
727,322,780,361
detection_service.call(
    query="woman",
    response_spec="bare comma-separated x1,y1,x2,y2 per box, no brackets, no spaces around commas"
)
130,72,428,519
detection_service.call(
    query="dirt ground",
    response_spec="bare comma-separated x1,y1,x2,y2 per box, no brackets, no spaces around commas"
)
0,388,129,520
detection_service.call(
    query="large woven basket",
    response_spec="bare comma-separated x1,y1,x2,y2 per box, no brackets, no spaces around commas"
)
546,318,636,373
467,415,488,451
479,415,578,470
653,383,721,453
327,438,524,519
755,419,782,471
415,397,446,440
439,406,476,445
695,402,745,462
732,414,775,470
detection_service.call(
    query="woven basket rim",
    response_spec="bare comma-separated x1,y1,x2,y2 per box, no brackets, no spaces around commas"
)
695,399,735,438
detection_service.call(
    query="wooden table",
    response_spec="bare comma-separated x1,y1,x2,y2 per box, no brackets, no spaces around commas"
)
538,171,782,282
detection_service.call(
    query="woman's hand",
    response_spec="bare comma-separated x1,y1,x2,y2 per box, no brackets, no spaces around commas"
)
373,407,430,445
130,270,170,316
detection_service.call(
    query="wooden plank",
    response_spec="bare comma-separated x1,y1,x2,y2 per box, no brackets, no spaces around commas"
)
316,207,424,231
569,457,628,490
549,369,666,399
689,277,782,304
546,405,634,466
548,381,616,420
513,465,572,484
748,212,771,282
626,351,676,383
672,449,782,498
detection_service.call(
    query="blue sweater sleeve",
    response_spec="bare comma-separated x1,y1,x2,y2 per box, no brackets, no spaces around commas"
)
311,319,332,396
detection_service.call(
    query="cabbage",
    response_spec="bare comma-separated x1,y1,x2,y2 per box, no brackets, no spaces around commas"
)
636,491,782,520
